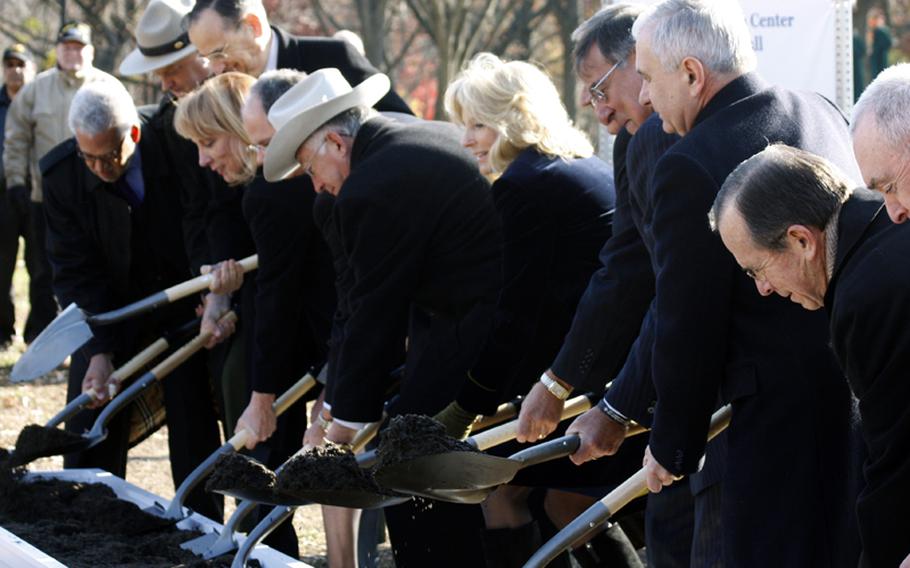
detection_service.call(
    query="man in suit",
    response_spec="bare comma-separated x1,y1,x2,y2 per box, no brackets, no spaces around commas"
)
566,1,863,565
851,63,910,225
41,80,223,520
709,144,910,568
263,69,501,567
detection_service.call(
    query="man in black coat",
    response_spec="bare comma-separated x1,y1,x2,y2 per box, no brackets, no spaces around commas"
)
41,81,223,521
709,144,909,568
263,69,501,567
568,1,863,566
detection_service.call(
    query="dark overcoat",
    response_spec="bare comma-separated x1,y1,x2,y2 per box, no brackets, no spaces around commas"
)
826,188,910,568
604,74,863,567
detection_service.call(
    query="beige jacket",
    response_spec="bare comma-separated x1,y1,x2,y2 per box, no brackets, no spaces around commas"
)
3,65,117,202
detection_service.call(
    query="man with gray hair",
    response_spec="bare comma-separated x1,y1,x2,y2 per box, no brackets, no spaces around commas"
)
851,62,910,224
40,80,222,519
710,143,910,568
566,0,864,565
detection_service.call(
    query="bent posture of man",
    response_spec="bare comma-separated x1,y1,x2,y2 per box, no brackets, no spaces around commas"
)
710,144,908,568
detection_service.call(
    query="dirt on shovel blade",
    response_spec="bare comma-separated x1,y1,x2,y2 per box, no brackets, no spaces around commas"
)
13,423,86,464
205,452,276,494
374,414,477,474
0,474,261,567
277,443,381,494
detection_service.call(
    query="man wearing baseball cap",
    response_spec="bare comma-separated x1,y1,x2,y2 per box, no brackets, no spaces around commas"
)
3,22,117,344
0,44,38,349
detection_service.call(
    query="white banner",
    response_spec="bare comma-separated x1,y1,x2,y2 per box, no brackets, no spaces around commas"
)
616,0,848,106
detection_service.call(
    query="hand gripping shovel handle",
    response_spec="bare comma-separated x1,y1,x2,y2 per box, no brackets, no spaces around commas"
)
87,312,237,442
470,393,645,452
89,255,257,327
522,405,733,568
44,339,169,428
164,370,318,519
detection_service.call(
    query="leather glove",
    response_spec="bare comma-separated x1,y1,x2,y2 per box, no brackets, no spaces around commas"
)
433,401,481,440
7,184,29,217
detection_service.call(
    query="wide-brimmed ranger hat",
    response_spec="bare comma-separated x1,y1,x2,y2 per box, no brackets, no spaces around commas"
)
119,0,196,75
264,68,390,182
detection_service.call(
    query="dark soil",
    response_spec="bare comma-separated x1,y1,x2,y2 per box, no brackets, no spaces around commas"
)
13,424,86,465
205,452,276,494
0,475,260,567
277,444,380,494
0,447,25,500
373,414,477,474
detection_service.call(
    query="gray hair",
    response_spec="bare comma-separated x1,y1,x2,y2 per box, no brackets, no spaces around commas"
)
68,80,139,137
572,4,645,71
632,0,756,75
251,69,308,113
709,144,854,251
305,106,374,147
851,63,910,149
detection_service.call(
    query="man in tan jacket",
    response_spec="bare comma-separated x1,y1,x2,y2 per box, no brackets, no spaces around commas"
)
3,22,116,343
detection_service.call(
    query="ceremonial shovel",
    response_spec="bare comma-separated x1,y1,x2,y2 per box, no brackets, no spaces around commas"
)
523,405,733,568
375,393,646,504
11,313,236,463
12,255,257,382
146,371,318,520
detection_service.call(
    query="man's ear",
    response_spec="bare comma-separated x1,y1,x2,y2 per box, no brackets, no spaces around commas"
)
243,14,264,38
786,224,820,259
130,124,141,144
680,56,706,95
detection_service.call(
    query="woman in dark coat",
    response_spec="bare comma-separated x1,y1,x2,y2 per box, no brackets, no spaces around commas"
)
440,53,644,568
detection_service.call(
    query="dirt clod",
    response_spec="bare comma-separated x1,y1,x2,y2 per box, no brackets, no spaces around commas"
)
374,414,477,474
205,452,276,494
277,444,380,494
13,424,86,465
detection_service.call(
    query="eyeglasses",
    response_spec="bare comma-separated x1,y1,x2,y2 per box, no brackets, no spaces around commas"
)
588,59,623,106
301,138,328,178
743,252,778,281
76,135,126,167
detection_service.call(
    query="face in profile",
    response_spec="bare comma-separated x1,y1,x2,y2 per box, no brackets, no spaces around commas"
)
241,92,274,164
853,118,910,224
459,110,499,176
154,54,210,99
577,47,650,135
188,9,262,76
195,132,252,184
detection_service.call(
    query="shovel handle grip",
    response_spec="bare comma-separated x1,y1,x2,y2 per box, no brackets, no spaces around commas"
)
151,312,237,379
108,338,169,388
163,255,259,302
471,394,593,451
352,420,382,453
473,399,520,431
227,372,318,451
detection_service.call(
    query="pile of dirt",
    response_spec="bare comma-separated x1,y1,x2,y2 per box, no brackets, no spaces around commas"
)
277,444,380,494
0,448,25,500
374,414,477,474
205,452,276,494
0,475,260,567
11,424,86,465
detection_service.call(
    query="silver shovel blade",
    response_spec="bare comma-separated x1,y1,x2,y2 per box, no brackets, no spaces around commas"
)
11,303,92,382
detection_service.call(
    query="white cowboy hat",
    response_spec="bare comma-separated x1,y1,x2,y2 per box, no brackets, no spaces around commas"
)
119,0,196,76
264,68,390,182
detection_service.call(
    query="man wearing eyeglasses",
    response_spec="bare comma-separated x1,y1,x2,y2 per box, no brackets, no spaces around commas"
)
38,80,222,499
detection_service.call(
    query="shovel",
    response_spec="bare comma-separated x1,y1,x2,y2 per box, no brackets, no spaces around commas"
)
11,312,236,463
145,370,319,520
373,394,646,503
11,255,257,382
523,404,733,568
473,396,523,431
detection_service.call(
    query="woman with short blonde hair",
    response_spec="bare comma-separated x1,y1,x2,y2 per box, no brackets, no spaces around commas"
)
440,53,633,567
175,71,257,185
445,52,593,175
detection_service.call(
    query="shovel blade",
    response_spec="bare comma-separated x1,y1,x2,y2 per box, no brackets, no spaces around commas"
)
375,451,519,493
12,304,92,382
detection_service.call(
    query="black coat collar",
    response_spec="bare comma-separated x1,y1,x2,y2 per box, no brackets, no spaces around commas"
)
692,72,768,131
824,188,886,305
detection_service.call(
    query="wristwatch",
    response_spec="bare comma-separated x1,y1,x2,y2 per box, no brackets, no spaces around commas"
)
539,373,570,400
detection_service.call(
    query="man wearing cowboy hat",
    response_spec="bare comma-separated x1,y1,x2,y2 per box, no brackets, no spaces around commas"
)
4,22,117,344
264,68,501,567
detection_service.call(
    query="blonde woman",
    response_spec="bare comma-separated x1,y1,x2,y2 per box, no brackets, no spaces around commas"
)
440,53,644,568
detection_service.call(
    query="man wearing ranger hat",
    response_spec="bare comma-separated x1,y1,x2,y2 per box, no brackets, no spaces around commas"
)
3,23,117,344
264,68,502,567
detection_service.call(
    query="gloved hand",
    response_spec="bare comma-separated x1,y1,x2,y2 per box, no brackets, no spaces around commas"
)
7,184,29,217
433,401,481,440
